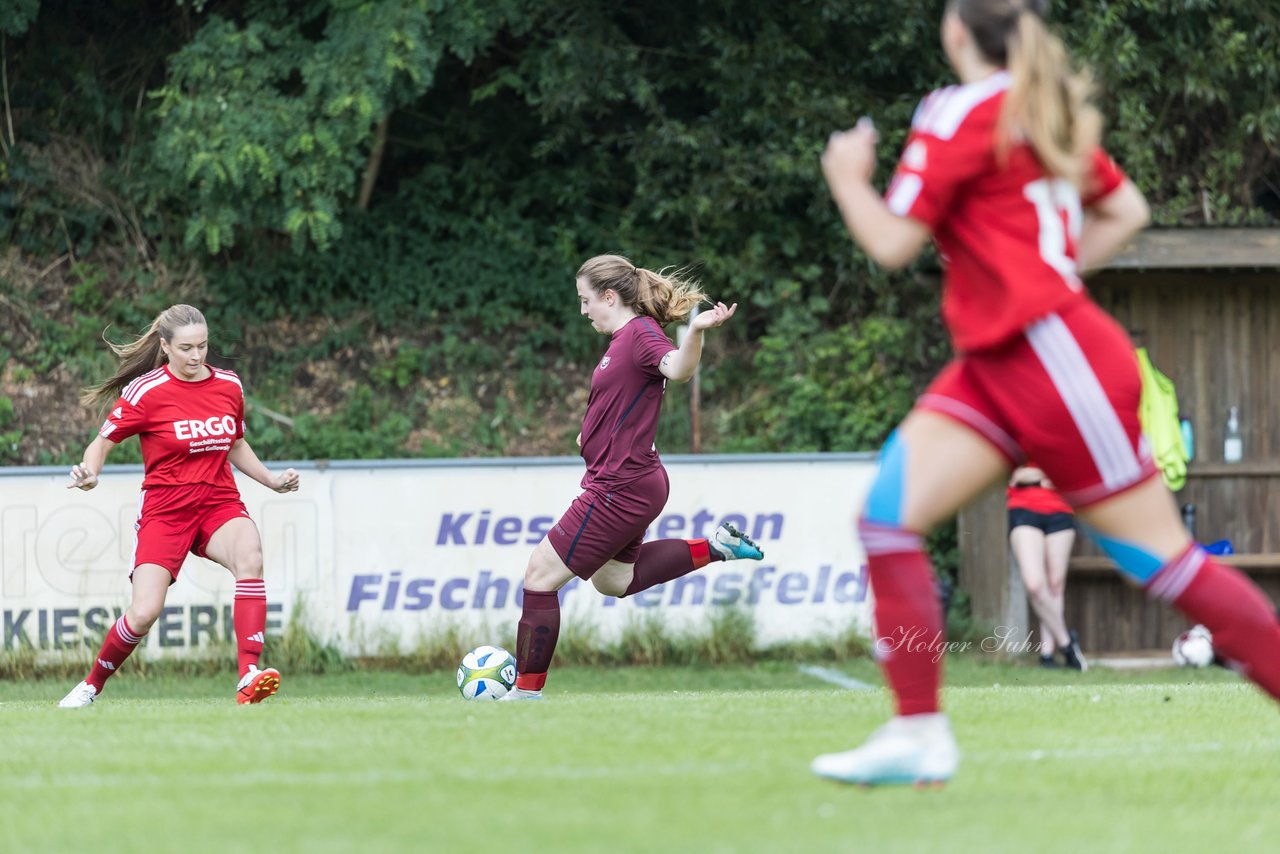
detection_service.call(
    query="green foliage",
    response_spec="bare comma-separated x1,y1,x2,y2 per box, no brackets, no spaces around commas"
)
148,0,518,252
1066,0,1280,222
4,0,1280,469
721,308,940,452
271,597,354,674
0,395,22,465
0,0,38,37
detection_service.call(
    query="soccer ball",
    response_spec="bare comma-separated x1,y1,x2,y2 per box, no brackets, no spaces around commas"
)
1171,624,1215,668
456,645,517,700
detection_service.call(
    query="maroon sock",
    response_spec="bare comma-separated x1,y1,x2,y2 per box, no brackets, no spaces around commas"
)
86,616,144,692
514,589,560,691
860,520,943,716
622,539,712,597
234,578,268,678
1149,545,1280,701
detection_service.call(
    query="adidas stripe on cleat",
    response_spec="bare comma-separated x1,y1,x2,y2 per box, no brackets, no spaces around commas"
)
236,665,281,705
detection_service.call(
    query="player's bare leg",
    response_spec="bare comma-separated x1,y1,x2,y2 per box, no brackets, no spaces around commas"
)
206,517,280,704
812,411,1008,786
1079,477,1280,700
59,564,168,708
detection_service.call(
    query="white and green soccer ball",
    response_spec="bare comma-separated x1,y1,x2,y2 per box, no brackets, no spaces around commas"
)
456,645,517,700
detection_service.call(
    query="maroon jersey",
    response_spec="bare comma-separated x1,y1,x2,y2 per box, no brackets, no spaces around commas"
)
98,365,246,489
885,70,1126,352
579,316,676,490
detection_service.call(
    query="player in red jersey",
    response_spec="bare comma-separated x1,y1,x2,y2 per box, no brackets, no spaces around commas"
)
1006,464,1084,670
57,304,299,708
811,0,1280,785
501,255,764,700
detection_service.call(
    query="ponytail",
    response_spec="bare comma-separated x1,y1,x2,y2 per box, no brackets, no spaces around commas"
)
957,0,1100,187
577,255,708,325
1002,9,1099,186
81,304,207,411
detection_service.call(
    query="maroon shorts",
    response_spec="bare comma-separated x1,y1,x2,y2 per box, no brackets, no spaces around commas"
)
918,300,1158,508
132,483,252,580
547,467,670,578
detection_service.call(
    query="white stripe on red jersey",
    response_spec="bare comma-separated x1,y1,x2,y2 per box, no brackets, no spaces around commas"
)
212,368,243,390
121,366,167,402
912,71,1009,140
124,372,171,406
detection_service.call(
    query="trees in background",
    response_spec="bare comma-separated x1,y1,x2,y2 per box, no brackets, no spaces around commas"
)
1,0,1277,465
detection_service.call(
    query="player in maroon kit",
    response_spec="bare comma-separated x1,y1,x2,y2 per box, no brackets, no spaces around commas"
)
501,254,764,700
1007,464,1083,670
811,0,1280,785
58,304,300,708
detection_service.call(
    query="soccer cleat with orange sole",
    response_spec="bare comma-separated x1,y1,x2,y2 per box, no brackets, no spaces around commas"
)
236,665,281,704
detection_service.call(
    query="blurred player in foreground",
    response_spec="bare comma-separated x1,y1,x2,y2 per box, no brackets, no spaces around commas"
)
502,255,763,700
812,0,1280,786
59,304,299,708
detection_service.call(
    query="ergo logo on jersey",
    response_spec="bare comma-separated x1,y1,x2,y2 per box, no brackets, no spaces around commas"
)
173,415,238,440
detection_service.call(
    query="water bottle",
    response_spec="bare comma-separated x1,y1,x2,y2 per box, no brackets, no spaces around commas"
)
1224,406,1242,463
1181,503,1196,538
1180,417,1194,461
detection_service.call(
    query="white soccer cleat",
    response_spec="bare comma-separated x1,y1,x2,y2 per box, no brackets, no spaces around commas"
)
499,687,544,702
236,665,281,705
811,713,959,787
57,681,98,709
709,523,764,561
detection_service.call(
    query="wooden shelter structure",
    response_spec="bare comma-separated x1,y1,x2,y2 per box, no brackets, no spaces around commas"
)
958,228,1280,653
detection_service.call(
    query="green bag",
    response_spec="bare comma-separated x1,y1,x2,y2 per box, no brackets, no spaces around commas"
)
1136,347,1188,492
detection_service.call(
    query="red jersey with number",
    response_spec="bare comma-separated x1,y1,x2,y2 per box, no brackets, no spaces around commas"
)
98,365,246,489
579,315,676,490
885,71,1126,353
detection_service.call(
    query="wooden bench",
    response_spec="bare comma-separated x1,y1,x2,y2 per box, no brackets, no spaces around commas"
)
1069,553,1280,575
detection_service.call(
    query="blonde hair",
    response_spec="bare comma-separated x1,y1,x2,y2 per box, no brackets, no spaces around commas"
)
955,0,1100,187
577,254,707,325
81,304,208,411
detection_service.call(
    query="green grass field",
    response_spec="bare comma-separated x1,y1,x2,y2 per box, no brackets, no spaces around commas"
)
1,658,1275,853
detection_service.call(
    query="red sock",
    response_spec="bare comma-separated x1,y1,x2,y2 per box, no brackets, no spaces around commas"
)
234,578,267,678
1149,545,1280,701
514,589,560,691
86,616,144,692
860,520,943,716
622,539,711,597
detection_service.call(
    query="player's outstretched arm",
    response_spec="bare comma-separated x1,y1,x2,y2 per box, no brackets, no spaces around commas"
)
228,439,300,494
659,302,737,383
67,435,114,491
822,118,931,270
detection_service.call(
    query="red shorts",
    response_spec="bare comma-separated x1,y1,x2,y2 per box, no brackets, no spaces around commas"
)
919,300,1158,508
132,483,252,579
547,467,670,578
